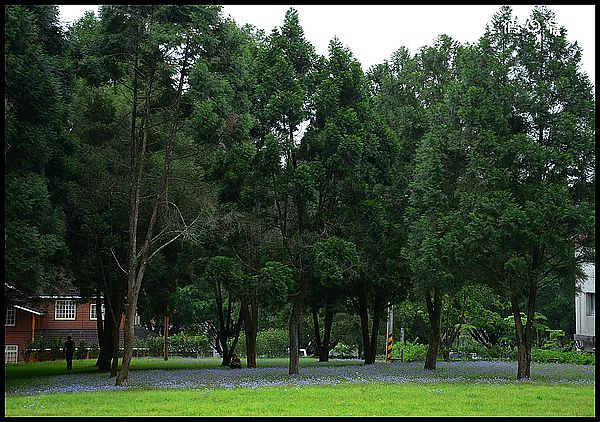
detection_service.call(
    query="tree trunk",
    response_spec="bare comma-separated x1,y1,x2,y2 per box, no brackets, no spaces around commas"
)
115,296,137,385
311,304,323,359
288,283,307,375
369,293,383,363
241,296,258,369
95,291,110,371
357,286,375,365
424,289,442,370
114,31,190,387
511,283,537,380
110,320,120,377
320,297,334,362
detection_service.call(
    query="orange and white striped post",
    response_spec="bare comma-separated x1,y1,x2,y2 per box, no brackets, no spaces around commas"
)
385,303,393,362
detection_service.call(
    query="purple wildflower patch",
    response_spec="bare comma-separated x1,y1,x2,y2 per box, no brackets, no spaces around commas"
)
5,360,594,397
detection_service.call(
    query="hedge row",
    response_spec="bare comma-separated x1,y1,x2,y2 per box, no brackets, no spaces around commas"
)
391,341,595,365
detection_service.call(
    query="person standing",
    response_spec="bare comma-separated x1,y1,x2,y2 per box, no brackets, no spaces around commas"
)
64,336,76,370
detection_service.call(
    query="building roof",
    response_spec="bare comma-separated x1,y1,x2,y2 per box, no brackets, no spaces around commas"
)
14,304,45,316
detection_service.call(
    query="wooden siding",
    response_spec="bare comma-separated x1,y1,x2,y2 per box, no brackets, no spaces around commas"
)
4,308,34,361
36,301,99,330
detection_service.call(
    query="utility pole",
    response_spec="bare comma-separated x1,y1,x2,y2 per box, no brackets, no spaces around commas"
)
385,303,393,362
163,306,169,361
400,326,405,362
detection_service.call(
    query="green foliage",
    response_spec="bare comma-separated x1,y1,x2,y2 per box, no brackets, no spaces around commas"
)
146,336,165,358
529,349,595,365
314,237,360,287
76,341,87,360
259,261,295,308
168,333,213,357
330,342,356,358
203,256,244,293
391,341,429,362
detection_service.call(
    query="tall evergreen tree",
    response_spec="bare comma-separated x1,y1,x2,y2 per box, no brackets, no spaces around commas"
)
459,6,595,379
5,5,73,301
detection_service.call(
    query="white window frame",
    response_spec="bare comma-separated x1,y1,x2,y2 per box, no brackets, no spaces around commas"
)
90,303,105,320
5,345,18,363
55,300,76,320
586,292,595,316
5,306,16,326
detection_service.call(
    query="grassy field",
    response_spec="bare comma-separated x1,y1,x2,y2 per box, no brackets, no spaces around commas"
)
4,358,595,417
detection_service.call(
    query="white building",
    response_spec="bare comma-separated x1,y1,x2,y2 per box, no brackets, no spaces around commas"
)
574,259,595,351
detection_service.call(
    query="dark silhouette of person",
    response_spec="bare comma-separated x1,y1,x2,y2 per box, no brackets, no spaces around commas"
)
229,353,241,369
64,336,76,370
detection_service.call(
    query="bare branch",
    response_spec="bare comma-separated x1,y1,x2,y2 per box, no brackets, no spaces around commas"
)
111,248,128,275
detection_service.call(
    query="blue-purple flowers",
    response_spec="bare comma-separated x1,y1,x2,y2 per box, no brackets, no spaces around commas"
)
5,360,594,397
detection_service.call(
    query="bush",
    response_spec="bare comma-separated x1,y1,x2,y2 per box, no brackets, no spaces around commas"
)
530,348,595,365
76,340,87,360
146,336,164,357
168,333,212,357
22,338,36,362
89,342,100,359
49,337,63,360
391,341,428,362
330,342,357,358
36,336,48,361
461,344,514,361
256,329,288,358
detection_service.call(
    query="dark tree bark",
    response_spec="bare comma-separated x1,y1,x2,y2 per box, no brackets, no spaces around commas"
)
358,286,374,364
311,297,335,362
424,288,442,370
241,295,258,368
94,290,110,371
288,280,308,375
115,33,191,386
511,282,537,380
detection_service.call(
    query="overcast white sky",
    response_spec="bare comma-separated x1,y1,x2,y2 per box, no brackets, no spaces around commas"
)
58,4,595,84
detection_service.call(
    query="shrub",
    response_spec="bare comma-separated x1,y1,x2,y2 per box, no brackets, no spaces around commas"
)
76,340,87,360
22,338,36,362
89,342,100,359
330,342,356,359
168,333,212,357
256,329,288,358
530,348,595,365
49,337,64,360
391,341,428,362
146,336,164,357
35,336,47,361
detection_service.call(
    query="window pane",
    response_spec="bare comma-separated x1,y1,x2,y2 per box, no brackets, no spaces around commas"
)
586,293,595,316
5,345,18,363
90,303,105,320
5,307,15,326
55,300,76,319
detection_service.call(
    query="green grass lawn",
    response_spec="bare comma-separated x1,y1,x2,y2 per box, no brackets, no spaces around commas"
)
4,358,595,417
4,382,595,417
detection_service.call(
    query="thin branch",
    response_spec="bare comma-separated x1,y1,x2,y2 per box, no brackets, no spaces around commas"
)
111,248,128,275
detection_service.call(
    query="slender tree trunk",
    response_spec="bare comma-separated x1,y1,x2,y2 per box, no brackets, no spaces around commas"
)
116,296,137,385
369,294,383,362
95,291,110,371
311,304,323,359
511,285,537,380
320,297,334,362
241,296,258,368
424,289,442,370
115,37,190,386
110,320,120,377
310,299,335,362
288,281,307,375
357,286,375,365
